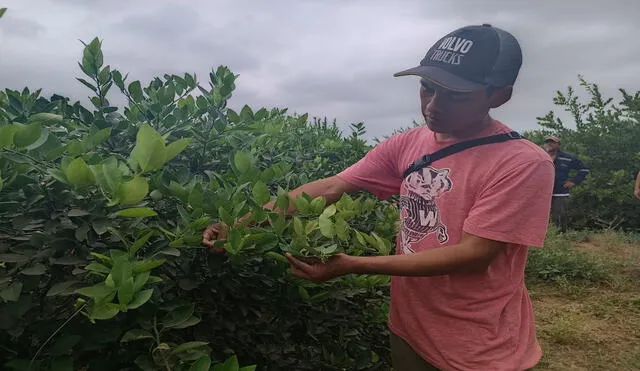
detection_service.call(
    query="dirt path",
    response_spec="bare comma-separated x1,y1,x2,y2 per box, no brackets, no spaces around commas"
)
531,233,640,370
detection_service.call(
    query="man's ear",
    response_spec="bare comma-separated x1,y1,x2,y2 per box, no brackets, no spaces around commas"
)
489,86,513,108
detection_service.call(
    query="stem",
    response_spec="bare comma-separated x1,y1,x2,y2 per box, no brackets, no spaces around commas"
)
29,303,87,371
153,315,172,371
1,148,49,169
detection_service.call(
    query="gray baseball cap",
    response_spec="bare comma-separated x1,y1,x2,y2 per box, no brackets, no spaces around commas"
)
394,24,523,92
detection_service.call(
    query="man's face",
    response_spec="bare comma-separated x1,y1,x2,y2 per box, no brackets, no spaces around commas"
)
542,140,560,153
419,79,498,134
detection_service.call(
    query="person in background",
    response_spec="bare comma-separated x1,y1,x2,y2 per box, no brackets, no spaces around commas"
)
541,136,590,232
635,171,640,199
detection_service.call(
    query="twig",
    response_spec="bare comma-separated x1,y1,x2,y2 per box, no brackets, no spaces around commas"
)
29,303,87,371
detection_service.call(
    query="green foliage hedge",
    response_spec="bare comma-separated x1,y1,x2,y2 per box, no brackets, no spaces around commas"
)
0,38,398,371
525,76,640,231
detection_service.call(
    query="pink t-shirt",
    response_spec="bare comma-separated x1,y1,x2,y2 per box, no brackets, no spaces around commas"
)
336,119,554,371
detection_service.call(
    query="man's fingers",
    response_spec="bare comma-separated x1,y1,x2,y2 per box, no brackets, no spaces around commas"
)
286,253,312,273
290,266,313,280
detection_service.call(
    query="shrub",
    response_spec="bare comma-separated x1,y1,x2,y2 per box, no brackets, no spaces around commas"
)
524,76,640,231
525,228,613,284
0,38,398,370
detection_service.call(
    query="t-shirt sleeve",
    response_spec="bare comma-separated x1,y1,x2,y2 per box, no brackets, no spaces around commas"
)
336,134,404,200
463,159,555,248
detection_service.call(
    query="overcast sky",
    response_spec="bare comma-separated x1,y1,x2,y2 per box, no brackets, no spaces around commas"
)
1,0,638,140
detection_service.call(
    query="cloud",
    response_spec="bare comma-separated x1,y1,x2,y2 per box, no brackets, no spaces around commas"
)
0,0,638,141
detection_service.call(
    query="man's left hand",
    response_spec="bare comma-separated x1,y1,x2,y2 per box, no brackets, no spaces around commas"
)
286,253,354,282
564,181,576,189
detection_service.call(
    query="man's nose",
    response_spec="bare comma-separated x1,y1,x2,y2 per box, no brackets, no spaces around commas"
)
426,92,446,113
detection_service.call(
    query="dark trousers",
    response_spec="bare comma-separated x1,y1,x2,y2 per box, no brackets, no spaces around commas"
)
390,332,440,371
551,195,570,232
389,332,536,370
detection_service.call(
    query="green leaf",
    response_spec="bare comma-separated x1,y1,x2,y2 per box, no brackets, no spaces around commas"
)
68,208,90,217
117,176,149,205
111,259,132,287
334,217,349,241
64,157,95,188
0,282,22,302
218,206,234,226
90,252,112,264
127,288,153,309
77,78,97,92
172,316,201,329
130,124,167,172
189,356,211,371
164,138,191,163
318,216,334,238
214,355,240,371
275,191,290,213
0,125,16,147
118,277,135,305
293,217,304,236
13,123,42,147
133,271,151,291
163,303,195,328
233,151,251,173
116,207,157,218
315,244,337,255
158,247,180,257
128,81,144,102
85,262,110,275
171,341,209,355
51,256,85,265
121,329,154,342
310,196,327,214
252,181,270,205
294,195,310,213
26,127,49,150
90,303,119,320
75,282,115,300
20,263,46,275
46,280,79,296
321,204,337,218
130,231,154,257
132,259,165,274
89,128,111,147
0,8,6,18
0,253,28,263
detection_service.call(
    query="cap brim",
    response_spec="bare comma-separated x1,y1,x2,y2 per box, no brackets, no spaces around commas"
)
393,65,486,92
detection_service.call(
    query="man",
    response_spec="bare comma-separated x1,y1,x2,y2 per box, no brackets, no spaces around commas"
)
203,24,554,371
635,171,640,200
541,136,590,232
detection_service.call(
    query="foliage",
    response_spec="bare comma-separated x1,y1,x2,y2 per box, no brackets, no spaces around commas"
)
524,76,640,230
0,37,398,370
525,227,613,284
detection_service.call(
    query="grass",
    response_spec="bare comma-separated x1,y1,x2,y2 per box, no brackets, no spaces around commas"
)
529,228,640,370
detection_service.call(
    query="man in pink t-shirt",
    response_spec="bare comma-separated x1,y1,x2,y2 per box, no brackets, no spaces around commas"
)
203,24,554,370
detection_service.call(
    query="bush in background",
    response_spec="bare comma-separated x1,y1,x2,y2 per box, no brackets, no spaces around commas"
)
0,38,398,371
524,76,640,231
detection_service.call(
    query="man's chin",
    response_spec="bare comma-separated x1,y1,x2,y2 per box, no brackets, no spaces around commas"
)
426,121,449,133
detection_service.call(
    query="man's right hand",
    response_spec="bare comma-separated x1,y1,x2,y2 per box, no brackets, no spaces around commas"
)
202,222,229,254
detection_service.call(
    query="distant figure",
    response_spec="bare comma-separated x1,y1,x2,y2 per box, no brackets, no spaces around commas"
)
635,171,640,200
542,136,590,232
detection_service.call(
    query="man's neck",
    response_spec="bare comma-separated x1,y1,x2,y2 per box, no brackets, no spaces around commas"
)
434,115,493,142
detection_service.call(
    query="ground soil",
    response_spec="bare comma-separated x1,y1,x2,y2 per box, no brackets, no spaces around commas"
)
531,233,640,370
